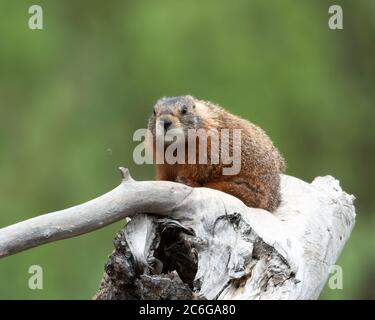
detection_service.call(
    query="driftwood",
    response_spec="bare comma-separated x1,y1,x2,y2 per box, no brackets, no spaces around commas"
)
0,168,355,300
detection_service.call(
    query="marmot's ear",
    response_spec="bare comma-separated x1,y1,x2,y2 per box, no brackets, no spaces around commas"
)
156,96,167,106
185,94,195,100
185,95,196,108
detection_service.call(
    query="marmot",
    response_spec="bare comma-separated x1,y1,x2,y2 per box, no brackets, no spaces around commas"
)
147,95,285,212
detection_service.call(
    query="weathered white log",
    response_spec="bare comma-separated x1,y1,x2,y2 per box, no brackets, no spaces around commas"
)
0,168,355,300
106,174,354,300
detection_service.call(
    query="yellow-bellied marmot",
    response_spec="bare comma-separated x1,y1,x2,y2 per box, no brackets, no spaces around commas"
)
147,95,285,212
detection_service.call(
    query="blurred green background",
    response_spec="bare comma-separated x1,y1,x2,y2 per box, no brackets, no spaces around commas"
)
0,0,374,299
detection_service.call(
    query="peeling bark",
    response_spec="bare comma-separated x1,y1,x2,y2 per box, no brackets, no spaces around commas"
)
94,215,197,300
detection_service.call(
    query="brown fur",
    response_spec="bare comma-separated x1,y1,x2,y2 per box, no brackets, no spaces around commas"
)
147,95,285,212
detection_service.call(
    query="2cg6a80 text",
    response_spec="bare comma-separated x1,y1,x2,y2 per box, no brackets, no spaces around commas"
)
183,304,236,315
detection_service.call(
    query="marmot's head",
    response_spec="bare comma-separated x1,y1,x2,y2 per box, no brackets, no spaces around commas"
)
147,95,204,145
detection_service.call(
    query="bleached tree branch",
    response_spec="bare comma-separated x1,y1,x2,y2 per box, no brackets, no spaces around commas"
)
0,167,192,258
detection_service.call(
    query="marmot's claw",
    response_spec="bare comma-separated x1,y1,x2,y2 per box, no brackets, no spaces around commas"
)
175,176,188,184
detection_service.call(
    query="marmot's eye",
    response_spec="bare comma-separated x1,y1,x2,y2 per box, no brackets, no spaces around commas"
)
181,105,188,114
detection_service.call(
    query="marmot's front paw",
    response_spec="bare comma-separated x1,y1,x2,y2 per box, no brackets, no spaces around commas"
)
175,176,200,187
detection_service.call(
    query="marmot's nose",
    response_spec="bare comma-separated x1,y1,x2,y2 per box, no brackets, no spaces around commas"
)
163,119,172,131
